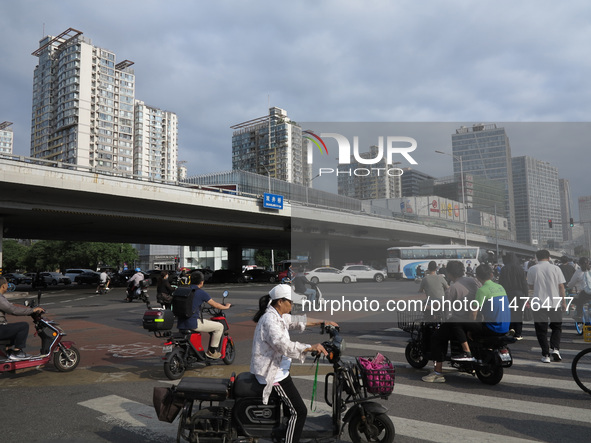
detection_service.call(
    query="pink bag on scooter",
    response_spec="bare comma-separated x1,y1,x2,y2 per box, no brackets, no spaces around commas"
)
357,353,395,395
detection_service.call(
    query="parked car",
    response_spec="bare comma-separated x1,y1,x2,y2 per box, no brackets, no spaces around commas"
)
341,265,387,282
74,271,101,285
210,269,253,284
40,272,71,285
2,273,32,285
64,268,96,282
304,267,357,284
243,268,278,283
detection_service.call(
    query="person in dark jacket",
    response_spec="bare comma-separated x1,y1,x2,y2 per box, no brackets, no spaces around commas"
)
156,271,174,309
498,253,529,340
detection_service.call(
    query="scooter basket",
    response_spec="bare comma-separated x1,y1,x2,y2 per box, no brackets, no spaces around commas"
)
356,354,395,396
397,310,423,332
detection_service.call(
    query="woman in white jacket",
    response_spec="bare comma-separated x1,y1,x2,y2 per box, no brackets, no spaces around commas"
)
250,284,337,443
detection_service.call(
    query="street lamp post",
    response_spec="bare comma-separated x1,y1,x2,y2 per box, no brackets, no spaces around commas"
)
260,163,271,193
306,173,320,205
435,150,467,246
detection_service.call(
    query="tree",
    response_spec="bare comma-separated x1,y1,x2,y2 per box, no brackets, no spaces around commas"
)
1,240,30,272
9,240,139,272
254,249,290,270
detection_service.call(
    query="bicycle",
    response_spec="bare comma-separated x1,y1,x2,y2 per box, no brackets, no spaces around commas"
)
572,346,591,395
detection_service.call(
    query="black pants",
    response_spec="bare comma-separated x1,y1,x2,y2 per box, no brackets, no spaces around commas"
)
533,308,562,356
0,322,30,349
274,375,307,443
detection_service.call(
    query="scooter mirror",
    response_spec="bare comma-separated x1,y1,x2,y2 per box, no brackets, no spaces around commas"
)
222,290,229,298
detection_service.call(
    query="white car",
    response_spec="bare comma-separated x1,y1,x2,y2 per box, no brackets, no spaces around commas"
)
341,265,387,283
304,267,357,284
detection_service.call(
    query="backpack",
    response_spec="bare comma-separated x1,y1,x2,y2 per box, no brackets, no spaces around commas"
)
172,287,196,319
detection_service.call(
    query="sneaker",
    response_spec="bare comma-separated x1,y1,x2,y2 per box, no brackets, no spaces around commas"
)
422,371,445,383
451,352,476,362
206,350,221,359
508,329,515,337
551,349,562,362
8,350,31,360
95,291,99,293
541,355,551,363
514,335,523,341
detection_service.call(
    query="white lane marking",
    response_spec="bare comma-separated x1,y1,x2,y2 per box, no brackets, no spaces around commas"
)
298,392,539,443
295,375,590,424
79,394,176,441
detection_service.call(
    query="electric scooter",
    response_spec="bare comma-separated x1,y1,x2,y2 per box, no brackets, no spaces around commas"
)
0,291,80,373
159,291,235,380
170,324,396,443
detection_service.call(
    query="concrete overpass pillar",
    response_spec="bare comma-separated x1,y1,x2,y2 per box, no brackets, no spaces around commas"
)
310,239,330,267
227,245,243,272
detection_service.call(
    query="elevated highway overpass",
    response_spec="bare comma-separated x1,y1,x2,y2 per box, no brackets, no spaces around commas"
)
0,156,538,269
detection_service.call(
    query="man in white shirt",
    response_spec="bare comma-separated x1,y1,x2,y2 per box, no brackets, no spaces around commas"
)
527,250,566,363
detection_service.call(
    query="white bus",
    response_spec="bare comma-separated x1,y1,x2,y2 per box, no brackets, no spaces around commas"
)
386,245,481,280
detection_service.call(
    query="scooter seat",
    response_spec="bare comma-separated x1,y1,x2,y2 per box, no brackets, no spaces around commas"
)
233,372,265,398
176,376,231,401
473,334,516,346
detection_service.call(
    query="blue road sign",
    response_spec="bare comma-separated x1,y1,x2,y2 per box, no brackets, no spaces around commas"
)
263,193,284,210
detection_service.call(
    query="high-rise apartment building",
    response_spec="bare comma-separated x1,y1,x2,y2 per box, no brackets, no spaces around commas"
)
30,28,179,180
231,107,305,185
0,121,13,154
134,100,178,180
559,179,573,242
579,196,591,252
337,145,402,200
512,156,562,246
451,124,516,231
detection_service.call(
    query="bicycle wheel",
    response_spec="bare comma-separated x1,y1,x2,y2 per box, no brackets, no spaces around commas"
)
572,347,591,395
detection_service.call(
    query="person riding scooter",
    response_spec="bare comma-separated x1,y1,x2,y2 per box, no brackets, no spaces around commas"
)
0,277,45,360
251,284,338,443
292,268,317,303
177,270,231,359
126,268,145,301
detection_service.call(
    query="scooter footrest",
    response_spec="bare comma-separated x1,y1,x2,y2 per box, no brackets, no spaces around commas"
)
300,415,337,437
176,377,231,401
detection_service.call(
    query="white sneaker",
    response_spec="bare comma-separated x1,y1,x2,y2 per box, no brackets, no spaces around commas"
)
541,355,551,363
551,349,562,362
422,371,445,383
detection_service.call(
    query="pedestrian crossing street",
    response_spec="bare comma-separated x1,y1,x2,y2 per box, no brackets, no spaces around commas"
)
78,321,591,443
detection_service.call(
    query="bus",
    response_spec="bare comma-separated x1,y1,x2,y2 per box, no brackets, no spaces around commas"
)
386,245,480,280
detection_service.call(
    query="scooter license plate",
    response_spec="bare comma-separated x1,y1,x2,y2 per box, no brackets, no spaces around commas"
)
162,345,173,353
500,351,511,362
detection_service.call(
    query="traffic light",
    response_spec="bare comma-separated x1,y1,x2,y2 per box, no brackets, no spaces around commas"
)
570,217,574,227
548,219,553,228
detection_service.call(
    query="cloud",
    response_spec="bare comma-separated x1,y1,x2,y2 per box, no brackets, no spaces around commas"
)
1,0,591,207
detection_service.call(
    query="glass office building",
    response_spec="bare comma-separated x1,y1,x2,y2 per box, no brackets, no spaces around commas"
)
451,124,515,232
512,156,562,246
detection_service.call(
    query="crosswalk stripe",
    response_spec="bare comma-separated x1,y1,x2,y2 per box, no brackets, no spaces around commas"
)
78,394,176,441
294,374,589,423
296,381,540,442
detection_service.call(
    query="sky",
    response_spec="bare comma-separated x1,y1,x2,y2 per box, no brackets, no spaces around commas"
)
1,0,590,217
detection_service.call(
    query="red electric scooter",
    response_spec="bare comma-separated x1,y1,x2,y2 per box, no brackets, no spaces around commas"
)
0,291,80,373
